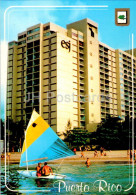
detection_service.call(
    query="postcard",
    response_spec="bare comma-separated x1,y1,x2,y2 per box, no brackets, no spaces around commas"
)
0,0,136,194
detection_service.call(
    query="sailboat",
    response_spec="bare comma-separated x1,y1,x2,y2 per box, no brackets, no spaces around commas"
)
18,110,75,179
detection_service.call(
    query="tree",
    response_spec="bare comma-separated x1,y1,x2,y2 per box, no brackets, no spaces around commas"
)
0,119,4,140
63,127,90,149
120,116,136,149
65,119,72,131
6,118,26,151
90,115,136,150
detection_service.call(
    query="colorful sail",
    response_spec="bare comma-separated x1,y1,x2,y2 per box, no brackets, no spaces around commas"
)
19,110,74,167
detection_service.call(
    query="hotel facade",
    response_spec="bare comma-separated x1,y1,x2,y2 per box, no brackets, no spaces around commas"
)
6,18,136,133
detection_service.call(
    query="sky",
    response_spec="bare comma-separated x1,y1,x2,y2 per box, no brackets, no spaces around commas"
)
0,0,136,120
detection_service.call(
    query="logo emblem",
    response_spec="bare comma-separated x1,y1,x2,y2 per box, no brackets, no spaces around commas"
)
115,8,130,26
61,40,71,52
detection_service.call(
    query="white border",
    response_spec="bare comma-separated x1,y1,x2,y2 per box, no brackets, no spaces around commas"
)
3,4,134,193
124,34,135,192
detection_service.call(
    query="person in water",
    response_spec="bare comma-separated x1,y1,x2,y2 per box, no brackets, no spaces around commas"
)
42,162,53,176
85,158,91,167
36,162,42,177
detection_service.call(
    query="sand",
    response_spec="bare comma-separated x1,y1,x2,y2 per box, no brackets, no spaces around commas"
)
1,150,134,165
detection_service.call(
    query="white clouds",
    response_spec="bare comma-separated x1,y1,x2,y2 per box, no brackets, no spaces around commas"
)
68,0,88,22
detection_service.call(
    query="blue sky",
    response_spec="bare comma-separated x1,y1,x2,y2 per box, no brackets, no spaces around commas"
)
0,0,136,120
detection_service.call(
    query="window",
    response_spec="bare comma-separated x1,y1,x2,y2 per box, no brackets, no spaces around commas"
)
27,34,39,40
44,26,50,31
34,40,40,46
18,34,26,39
34,34,40,38
9,42,17,46
27,27,40,35
79,41,84,47
27,36,33,40
27,67,32,74
33,79,39,85
18,40,26,45
33,66,39,72
27,42,33,48
78,34,83,39
34,72,39,79
26,74,32,80
27,55,33,61
44,32,51,37
27,61,33,67
72,32,78,37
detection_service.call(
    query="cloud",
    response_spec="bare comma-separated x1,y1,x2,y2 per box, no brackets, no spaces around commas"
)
68,0,88,22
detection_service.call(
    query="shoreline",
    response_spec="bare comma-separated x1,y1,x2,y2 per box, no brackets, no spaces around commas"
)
1,150,135,165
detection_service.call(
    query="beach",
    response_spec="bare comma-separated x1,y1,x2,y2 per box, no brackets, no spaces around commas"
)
1,150,133,164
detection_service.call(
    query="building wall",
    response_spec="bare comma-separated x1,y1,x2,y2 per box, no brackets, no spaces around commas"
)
99,42,117,120
116,49,136,119
7,42,19,121
67,18,101,131
6,18,136,133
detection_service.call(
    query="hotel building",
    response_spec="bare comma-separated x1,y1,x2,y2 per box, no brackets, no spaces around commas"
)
6,18,136,133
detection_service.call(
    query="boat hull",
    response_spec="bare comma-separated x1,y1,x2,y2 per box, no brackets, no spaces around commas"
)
18,170,66,179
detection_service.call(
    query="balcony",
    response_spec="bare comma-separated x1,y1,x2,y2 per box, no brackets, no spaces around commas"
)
80,116,85,121
79,48,84,53
80,86,85,91
79,62,84,67
80,74,84,79
80,67,84,73
79,41,84,47
79,53,84,59
80,105,85,109
80,110,85,115
80,121,85,127
99,51,103,56
80,97,85,102
105,87,109,91
99,47,104,51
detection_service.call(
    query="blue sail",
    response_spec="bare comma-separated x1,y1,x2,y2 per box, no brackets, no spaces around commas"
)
20,110,74,167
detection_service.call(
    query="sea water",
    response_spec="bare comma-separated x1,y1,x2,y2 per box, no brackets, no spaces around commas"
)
1,162,136,194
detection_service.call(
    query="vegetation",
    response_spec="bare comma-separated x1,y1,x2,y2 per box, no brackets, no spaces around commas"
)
63,127,90,149
1,115,135,151
0,119,4,140
64,116,136,150
90,115,136,150
5,118,26,152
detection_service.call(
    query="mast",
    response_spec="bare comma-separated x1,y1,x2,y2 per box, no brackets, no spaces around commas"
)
25,131,28,171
